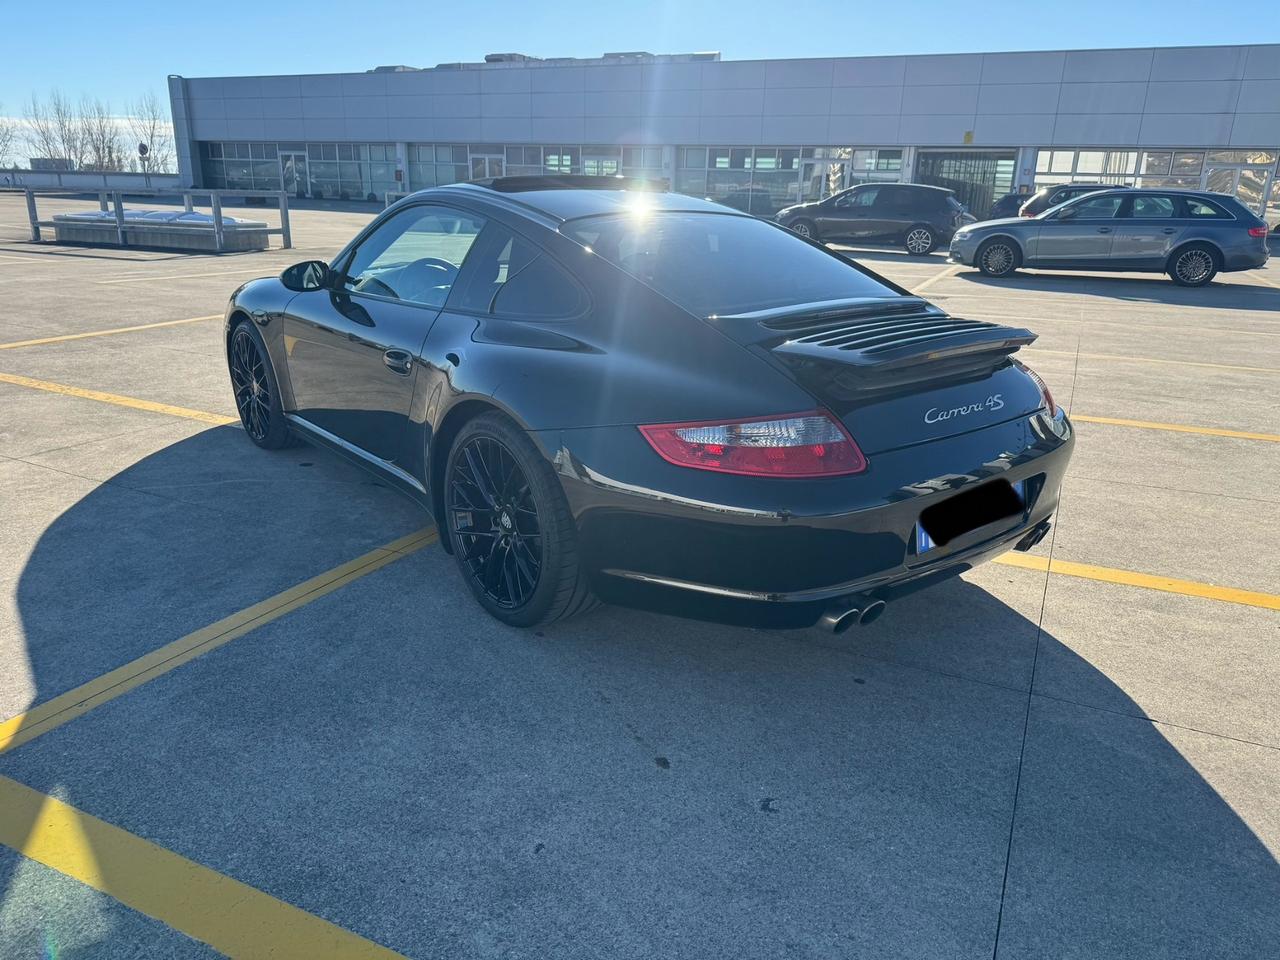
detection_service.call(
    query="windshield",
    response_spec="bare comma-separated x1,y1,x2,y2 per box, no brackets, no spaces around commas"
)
562,211,897,317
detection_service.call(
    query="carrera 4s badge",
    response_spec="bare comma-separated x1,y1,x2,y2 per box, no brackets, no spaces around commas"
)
924,394,1005,425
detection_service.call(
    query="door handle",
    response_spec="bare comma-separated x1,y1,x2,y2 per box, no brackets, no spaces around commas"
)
383,349,413,376
1162,227,1177,234
1096,227,1112,233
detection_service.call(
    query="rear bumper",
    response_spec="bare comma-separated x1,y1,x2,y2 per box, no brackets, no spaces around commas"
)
535,411,1073,622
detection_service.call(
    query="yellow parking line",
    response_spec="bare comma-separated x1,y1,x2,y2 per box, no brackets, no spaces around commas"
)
0,775,406,959
1070,413,1280,443
0,528,437,754
994,552,1280,611
911,264,963,294
0,371,237,426
0,314,221,350
1025,347,1279,375
97,267,271,285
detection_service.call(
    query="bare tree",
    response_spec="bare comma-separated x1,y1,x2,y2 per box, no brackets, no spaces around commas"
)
126,91,175,174
0,105,17,168
24,90,85,167
81,96,126,171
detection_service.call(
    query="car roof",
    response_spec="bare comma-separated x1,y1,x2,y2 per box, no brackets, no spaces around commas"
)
426,176,735,222
852,182,952,193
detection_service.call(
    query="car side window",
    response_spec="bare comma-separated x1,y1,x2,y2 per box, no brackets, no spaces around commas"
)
448,222,588,319
837,187,876,209
1185,198,1230,218
492,256,588,319
342,205,486,308
1129,196,1176,218
1069,195,1125,219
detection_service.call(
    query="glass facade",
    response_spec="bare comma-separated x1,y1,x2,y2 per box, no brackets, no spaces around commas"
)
677,146,903,216
194,138,1280,229
199,141,399,200
915,150,1016,217
1033,148,1280,219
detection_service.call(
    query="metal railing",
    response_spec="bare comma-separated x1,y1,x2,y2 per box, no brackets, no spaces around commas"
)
19,187,292,252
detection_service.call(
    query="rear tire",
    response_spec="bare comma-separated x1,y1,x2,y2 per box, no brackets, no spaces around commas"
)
228,320,299,449
904,225,937,255
444,412,598,627
976,238,1020,278
1168,243,1219,286
790,218,817,240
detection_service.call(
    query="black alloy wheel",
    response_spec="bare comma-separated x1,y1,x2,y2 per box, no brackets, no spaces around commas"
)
229,321,296,449
449,435,543,610
444,413,597,627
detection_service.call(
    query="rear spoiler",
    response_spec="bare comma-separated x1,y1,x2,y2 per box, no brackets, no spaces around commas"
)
722,297,1037,392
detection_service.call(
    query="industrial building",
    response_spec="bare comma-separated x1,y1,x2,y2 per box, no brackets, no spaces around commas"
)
168,43,1280,221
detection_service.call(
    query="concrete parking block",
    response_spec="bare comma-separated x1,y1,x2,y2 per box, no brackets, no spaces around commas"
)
995,696,1280,960
1035,576,1280,746
0,553,1032,960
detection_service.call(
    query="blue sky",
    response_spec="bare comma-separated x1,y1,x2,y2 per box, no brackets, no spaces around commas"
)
0,0,1267,113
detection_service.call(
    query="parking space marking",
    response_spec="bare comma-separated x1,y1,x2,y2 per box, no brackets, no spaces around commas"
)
96,267,277,285
994,552,1280,611
0,315,222,351
1069,413,1280,443
0,528,436,754
1024,348,1279,374
0,775,406,959
910,264,962,294
0,371,237,426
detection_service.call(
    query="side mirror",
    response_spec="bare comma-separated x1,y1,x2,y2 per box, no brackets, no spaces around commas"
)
281,260,332,292
1055,206,1078,221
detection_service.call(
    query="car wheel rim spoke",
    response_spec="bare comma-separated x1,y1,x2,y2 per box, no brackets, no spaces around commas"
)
908,229,930,252
1178,252,1210,283
448,435,543,609
984,245,1011,273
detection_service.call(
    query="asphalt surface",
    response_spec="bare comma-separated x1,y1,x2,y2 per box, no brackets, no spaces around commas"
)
0,192,1277,959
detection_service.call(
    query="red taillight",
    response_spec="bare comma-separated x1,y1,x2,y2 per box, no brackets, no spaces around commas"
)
638,410,867,477
1019,210,1034,218
1248,226,1268,238
1015,360,1058,418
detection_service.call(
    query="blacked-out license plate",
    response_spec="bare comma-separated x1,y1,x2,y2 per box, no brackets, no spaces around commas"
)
916,479,1025,553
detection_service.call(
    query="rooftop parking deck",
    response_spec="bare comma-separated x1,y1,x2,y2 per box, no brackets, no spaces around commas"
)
0,192,1276,959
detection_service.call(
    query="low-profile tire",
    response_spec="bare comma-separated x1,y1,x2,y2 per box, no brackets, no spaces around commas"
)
904,224,937,255
228,319,299,449
444,412,598,627
976,237,1020,278
1168,243,1219,287
789,218,817,240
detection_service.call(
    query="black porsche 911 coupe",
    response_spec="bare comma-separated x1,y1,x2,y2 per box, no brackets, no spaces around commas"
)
224,175,1072,632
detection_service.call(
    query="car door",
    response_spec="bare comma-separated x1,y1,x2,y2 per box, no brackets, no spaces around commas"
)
1031,192,1125,267
819,186,878,239
281,203,486,463
1112,194,1184,269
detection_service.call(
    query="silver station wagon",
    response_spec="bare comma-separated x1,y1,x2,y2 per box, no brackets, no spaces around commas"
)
948,189,1270,287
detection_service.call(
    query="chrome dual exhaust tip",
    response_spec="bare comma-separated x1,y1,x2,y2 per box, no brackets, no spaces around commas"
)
819,596,888,634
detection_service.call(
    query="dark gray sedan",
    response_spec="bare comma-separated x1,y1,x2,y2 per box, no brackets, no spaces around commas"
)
948,189,1270,286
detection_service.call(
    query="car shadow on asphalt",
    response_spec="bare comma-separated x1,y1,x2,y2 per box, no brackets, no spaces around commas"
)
0,429,1277,958
951,269,1280,311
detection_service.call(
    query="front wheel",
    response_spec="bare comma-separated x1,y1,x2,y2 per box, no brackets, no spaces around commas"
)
228,321,297,449
1168,244,1219,287
445,412,597,627
976,238,1020,278
904,225,937,255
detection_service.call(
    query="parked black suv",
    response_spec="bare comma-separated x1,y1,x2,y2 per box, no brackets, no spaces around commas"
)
774,183,971,254
988,191,1032,220
1018,182,1131,217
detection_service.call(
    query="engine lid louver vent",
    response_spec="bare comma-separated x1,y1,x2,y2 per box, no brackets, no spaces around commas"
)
724,296,1037,393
